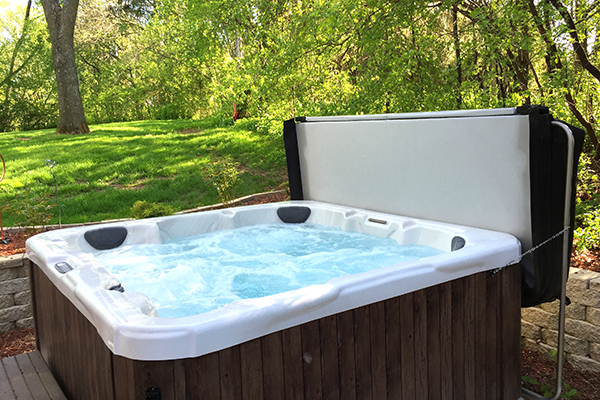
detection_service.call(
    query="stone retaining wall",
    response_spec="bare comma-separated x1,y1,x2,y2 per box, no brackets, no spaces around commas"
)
0,254,33,332
521,267,600,373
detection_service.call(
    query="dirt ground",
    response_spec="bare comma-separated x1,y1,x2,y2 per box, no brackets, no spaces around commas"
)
0,230,34,257
1,191,599,398
0,328,35,359
522,347,600,399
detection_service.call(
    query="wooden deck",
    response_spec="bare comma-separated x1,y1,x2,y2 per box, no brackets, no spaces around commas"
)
0,350,67,400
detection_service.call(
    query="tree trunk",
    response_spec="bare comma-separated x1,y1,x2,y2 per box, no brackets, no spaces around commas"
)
452,3,462,109
40,0,89,134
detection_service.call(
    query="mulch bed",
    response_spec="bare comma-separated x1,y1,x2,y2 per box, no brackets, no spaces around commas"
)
0,328,35,358
0,230,36,257
570,248,600,273
1,192,600,399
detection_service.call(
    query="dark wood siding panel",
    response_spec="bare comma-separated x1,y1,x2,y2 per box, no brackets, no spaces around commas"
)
464,274,476,400
174,360,187,400
486,269,500,399
301,320,323,399
398,291,416,400
413,289,429,399
426,285,441,400
184,351,220,400
240,338,264,400
261,332,285,400
474,272,488,400
451,276,466,400
218,346,242,400
384,298,401,400
132,360,177,400
503,264,522,400
319,315,340,400
353,305,372,400
281,326,304,400
439,281,453,400
29,260,41,353
336,310,357,400
369,301,386,400
113,356,135,400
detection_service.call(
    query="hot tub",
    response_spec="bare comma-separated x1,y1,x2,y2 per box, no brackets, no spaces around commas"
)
27,200,519,360
27,201,522,400
27,106,583,400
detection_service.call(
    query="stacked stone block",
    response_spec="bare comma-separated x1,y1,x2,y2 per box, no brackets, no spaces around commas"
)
522,267,600,373
0,254,33,332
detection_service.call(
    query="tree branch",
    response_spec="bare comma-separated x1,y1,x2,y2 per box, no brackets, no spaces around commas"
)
525,0,599,159
78,53,101,75
143,46,209,78
1,44,43,88
548,0,600,82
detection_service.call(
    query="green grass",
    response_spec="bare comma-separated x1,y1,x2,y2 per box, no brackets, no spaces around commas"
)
0,117,287,226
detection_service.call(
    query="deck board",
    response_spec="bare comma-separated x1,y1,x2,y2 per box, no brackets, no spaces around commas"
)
0,351,67,400
15,353,52,400
0,357,18,400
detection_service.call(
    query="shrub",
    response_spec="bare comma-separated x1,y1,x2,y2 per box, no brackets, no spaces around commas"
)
574,209,600,252
130,201,176,219
204,157,240,205
234,117,283,139
574,154,600,251
11,189,54,231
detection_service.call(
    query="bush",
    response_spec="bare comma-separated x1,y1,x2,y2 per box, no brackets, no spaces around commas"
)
11,189,54,231
574,209,600,251
203,112,235,128
130,201,176,219
574,154,600,251
155,103,190,120
204,157,240,205
232,117,282,138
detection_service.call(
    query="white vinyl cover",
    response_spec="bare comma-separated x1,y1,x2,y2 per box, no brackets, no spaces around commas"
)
295,109,533,249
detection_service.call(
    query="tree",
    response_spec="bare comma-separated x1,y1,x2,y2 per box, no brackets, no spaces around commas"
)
547,0,600,159
524,0,600,159
0,0,55,132
40,0,89,134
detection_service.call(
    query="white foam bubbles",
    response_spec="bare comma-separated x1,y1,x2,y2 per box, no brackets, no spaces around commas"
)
97,223,445,318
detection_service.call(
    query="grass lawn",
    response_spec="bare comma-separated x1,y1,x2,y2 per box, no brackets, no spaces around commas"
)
0,118,288,227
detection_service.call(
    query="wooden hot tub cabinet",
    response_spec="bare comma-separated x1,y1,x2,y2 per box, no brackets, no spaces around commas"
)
30,261,521,400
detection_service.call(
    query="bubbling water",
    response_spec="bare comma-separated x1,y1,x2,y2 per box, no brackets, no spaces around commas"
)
97,223,445,318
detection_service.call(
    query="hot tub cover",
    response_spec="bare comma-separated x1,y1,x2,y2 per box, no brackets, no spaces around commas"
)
284,105,584,307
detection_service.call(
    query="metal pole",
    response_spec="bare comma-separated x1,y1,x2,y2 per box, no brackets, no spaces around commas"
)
521,121,575,400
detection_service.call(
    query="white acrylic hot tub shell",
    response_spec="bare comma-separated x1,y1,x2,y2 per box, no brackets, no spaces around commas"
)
26,201,520,361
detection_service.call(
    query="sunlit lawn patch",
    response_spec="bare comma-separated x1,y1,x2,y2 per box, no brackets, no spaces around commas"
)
0,118,286,226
